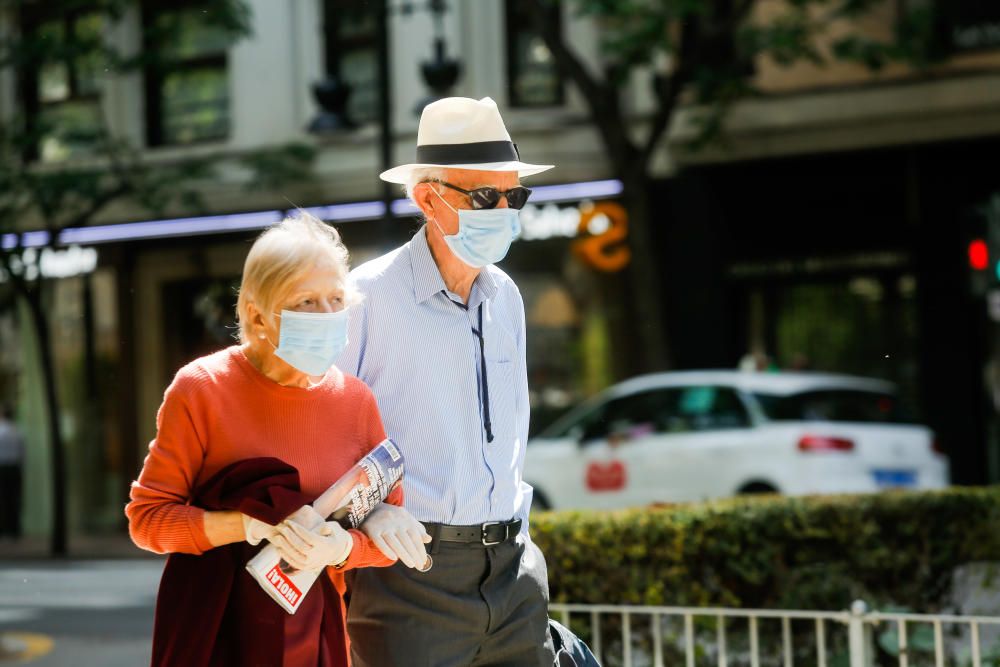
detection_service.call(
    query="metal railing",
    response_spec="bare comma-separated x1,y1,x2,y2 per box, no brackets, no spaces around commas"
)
549,601,1000,667
867,608,1000,667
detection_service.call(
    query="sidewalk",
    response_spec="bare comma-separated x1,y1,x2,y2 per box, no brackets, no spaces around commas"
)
0,558,162,666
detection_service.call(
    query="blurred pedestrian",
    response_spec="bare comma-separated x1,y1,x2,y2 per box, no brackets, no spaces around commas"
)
739,350,779,373
338,96,557,666
126,214,428,667
0,403,24,541
789,352,812,371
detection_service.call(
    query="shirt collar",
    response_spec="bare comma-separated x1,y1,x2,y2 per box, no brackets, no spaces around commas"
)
409,225,499,307
470,266,498,309
410,226,447,304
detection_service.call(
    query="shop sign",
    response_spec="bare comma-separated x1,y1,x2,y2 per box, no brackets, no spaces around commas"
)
519,202,587,240
0,246,97,282
938,2,1000,52
572,202,631,273
519,200,631,273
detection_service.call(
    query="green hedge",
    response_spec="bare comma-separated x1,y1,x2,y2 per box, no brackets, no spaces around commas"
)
530,487,1000,611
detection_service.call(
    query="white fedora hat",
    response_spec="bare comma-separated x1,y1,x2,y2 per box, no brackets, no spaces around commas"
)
379,96,554,184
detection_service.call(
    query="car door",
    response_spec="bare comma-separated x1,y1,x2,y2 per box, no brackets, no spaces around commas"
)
575,388,690,508
523,399,605,510
625,385,758,502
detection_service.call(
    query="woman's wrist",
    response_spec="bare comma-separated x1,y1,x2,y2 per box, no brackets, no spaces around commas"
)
203,510,246,547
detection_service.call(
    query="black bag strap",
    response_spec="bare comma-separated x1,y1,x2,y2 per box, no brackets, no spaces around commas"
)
549,620,565,652
549,620,578,667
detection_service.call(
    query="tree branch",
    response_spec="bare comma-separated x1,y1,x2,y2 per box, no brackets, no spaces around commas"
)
640,0,760,163
57,181,132,234
639,66,689,169
523,3,602,109
522,1,638,168
734,0,757,26
0,241,30,300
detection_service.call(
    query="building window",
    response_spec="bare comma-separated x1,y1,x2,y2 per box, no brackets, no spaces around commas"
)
322,0,379,124
505,0,564,108
18,7,105,162
143,2,232,147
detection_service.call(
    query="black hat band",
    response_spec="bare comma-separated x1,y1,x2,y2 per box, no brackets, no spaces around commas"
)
415,141,520,165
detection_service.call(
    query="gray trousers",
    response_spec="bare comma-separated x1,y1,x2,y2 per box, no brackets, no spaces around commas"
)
345,533,556,667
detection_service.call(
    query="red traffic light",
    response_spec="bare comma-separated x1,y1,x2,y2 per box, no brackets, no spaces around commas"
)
969,239,989,271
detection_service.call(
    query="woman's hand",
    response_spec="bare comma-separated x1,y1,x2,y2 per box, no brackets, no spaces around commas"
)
283,505,325,530
359,503,431,569
274,520,353,570
204,505,323,550
242,514,279,545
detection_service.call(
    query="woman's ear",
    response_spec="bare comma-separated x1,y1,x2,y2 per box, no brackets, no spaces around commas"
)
246,302,267,339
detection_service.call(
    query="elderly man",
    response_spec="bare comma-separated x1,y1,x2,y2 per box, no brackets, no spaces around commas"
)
337,97,557,666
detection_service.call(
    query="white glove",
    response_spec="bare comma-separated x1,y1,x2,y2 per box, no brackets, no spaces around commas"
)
274,519,353,571
284,504,326,530
360,503,432,569
243,505,324,546
242,514,278,546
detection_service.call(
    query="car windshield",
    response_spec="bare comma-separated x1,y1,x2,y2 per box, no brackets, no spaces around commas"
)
536,397,604,440
753,389,913,424
537,385,752,440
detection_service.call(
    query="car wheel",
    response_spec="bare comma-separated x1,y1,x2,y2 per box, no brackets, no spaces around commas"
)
738,482,779,495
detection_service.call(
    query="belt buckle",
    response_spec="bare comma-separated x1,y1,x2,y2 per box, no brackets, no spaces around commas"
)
481,521,505,546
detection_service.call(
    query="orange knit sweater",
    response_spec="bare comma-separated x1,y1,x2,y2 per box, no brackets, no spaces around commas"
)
125,345,398,576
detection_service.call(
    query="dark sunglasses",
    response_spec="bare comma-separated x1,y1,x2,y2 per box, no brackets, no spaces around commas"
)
429,180,532,210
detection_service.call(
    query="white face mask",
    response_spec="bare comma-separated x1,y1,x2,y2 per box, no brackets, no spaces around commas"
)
268,308,349,376
431,189,521,268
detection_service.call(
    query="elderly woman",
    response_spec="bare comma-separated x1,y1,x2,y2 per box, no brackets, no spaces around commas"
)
126,214,429,667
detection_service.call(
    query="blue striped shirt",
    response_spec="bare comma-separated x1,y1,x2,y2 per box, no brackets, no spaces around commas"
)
337,225,533,529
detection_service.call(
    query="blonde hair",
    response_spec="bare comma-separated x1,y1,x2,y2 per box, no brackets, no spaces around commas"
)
236,213,355,342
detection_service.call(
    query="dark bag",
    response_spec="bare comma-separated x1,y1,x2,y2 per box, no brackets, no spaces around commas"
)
549,618,602,667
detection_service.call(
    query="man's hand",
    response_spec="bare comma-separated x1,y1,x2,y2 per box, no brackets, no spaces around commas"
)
360,503,432,569
273,519,354,571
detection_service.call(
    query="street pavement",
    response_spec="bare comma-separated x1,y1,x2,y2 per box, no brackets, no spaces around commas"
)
0,559,164,666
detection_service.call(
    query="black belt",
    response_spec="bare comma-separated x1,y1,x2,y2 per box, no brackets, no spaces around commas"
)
422,519,522,549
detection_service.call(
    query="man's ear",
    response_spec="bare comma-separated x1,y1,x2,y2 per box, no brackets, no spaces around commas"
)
411,182,437,220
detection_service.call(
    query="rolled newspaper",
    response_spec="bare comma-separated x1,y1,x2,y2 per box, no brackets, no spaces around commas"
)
246,438,428,614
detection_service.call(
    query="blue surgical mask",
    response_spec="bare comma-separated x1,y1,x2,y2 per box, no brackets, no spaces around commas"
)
270,308,349,377
432,189,521,268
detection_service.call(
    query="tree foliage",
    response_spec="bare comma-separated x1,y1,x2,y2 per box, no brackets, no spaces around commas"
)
534,0,942,166
523,0,943,372
0,0,314,553
533,487,1000,610
535,488,1000,665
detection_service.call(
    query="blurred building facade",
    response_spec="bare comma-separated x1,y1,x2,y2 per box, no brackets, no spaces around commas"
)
658,1,1000,489
0,0,998,539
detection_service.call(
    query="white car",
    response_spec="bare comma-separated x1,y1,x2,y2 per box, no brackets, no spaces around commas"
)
524,371,950,511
